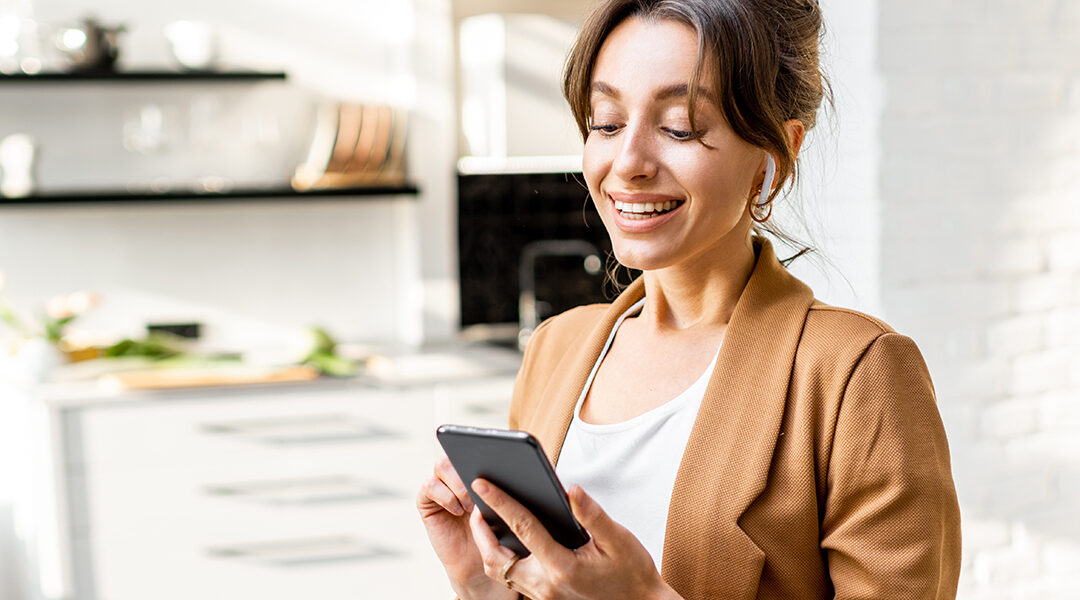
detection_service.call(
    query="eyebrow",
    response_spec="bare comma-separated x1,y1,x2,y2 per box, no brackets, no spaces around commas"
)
590,81,716,104
656,83,717,104
591,81,620,98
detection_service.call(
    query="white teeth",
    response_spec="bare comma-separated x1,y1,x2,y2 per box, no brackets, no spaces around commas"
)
614,198,681,218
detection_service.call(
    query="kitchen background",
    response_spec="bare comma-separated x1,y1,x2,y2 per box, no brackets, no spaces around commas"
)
1,0,1078,599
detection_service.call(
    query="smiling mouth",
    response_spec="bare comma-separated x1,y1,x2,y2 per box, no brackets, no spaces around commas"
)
613,199,685,220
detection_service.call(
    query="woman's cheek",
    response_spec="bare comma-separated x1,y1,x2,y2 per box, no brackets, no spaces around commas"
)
582,145,607,197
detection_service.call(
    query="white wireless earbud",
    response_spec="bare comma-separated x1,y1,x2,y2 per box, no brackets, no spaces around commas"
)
758,154,776,207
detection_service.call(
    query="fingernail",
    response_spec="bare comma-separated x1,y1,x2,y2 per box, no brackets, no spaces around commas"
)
472,480,490,495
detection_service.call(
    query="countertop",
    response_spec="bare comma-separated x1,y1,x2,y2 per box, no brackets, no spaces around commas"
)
23,342,523,409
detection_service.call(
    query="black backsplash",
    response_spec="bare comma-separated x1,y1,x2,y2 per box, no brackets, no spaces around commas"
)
457,172,635,327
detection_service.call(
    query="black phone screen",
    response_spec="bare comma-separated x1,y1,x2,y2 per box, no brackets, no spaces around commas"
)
436,424,590,557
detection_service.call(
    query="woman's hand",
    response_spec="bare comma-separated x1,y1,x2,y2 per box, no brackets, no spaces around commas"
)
469,479,683,600
417,456,518,600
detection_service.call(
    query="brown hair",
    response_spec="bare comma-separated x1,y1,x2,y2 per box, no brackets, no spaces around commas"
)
563,0,832,258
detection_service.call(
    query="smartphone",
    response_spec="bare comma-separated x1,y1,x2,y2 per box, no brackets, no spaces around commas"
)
436,424,590,557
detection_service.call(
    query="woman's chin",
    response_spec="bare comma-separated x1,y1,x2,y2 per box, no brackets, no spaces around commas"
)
609,246,676,273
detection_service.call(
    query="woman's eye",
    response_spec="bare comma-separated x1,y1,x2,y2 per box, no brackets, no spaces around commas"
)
663,127,697,141
589,123,621,135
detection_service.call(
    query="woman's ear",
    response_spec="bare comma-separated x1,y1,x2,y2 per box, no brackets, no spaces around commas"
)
786,119,807,158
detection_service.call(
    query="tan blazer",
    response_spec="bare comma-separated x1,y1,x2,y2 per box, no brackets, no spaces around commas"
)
509,238,961,600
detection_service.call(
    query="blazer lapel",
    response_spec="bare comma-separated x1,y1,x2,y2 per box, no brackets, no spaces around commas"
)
661,239,814,599
529,277,647,465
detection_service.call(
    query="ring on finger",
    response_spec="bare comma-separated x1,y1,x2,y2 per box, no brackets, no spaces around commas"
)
498,554,521,588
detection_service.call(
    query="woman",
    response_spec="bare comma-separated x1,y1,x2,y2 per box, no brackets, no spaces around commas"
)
418,1,961,598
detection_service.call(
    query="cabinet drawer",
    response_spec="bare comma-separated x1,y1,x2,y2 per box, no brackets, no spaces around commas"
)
89,493,420,554
91,519,454,600
63,382,473,600
87,476,452,600
83,458,433,537
82,431,433,489
77,386,432,470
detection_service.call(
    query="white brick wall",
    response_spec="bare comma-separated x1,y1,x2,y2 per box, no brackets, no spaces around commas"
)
877,1,1080,597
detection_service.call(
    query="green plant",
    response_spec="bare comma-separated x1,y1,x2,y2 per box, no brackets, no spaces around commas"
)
0,270,97,346
301,326,358,377
102,332,187,359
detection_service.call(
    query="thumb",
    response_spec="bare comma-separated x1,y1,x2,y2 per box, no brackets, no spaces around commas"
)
567,485,619,541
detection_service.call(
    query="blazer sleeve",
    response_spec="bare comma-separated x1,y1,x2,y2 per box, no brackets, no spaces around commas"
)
821,333,962,599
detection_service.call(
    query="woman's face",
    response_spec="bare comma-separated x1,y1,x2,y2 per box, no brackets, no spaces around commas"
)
583,16,765,272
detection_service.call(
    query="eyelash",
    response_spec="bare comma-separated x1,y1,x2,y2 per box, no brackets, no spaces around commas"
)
589,124,620,135
588,124,700,141
664,128,696,141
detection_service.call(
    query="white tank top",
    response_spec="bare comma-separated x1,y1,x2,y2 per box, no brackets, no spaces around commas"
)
555,298,720,570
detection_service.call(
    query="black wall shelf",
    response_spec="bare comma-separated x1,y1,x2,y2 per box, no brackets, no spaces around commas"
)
0,184,419,205
0,70,287,83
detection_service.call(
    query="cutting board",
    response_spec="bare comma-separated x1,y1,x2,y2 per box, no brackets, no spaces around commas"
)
101,365,321,390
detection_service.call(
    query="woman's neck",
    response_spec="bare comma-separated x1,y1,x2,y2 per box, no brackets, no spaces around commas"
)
638,233,756,332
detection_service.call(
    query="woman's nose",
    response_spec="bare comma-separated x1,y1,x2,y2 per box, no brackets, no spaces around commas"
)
611,124,658,182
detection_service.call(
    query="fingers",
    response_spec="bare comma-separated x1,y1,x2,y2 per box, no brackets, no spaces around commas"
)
567,485,604,528
434,454,476,512
468,503,503,553
470,506,525,589
472,478,570,564
567,485,616,545
417,476,466,516
568,485,649,563
416,456,475,517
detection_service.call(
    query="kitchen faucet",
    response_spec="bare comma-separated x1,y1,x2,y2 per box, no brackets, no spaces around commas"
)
517,239,603,350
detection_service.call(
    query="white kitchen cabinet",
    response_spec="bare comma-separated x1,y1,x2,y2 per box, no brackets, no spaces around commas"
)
28,358,517,600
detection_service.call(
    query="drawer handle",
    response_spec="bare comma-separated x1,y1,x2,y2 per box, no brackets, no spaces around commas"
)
200,413,399,445
204,475,398,505
207,535,399,566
